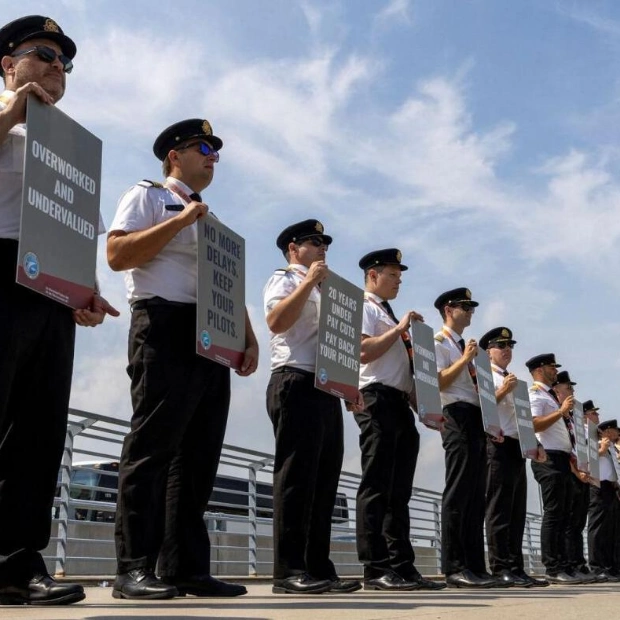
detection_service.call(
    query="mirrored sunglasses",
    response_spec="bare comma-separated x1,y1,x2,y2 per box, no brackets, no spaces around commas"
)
11,45,73,73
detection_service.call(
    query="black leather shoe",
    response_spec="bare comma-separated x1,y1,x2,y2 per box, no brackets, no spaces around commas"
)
0,574,85,606
569,569,597,584
163,574,247,597
402,572,447,590
272,574,332,594
596,571,619,582
363,571,419,591
545,571,582,584
492,570,519,587
476,571,511,588
512,570,549,587
446,569,495,589
505,570,533,588
113,568,178,599
327,578,362,593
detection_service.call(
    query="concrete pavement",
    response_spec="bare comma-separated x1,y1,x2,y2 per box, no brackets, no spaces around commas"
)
2,581,620,620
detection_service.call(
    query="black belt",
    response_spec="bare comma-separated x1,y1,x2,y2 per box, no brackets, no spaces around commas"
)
131,296,193,311
271,365,315,378
544,449,571,456
361,382,409,402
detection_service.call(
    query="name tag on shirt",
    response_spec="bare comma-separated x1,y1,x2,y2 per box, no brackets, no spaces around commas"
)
165,204,184,212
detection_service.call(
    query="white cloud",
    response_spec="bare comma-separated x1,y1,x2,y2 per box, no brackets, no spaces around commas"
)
375,0,413,27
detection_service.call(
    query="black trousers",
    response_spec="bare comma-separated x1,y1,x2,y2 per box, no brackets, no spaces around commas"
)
440,401,487,576
0,239,75,583
266,368,344,580
587,481,619,574
531,451,571,574
565,474,589,571
485,436,526,574
354,384,420,579
114,303,231,576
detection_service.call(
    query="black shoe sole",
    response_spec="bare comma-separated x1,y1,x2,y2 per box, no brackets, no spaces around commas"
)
272,584,332,594
0,591,85,606
328,583,363,593
175,588,248,597
112,589,177,600
446,582,493,589
363,584,419,591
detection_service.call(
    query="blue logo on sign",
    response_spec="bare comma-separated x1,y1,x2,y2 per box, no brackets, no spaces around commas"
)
201,330,211,349
23,252,40,279
318,368,328,385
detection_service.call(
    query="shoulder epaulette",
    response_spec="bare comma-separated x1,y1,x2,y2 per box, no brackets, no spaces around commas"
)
434,333,445,342
274,267,290,274
138,179,164,188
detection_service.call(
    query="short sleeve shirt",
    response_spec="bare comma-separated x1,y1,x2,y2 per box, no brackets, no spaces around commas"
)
263,264,320,372
529,381,572,452
434,325,479,407
358,293,413,393
109,177,200,303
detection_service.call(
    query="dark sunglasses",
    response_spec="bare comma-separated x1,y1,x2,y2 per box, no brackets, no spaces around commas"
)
175,141,219,162
451,302,475,312
492,342,514,350
11,45,73,73
301,237,328,247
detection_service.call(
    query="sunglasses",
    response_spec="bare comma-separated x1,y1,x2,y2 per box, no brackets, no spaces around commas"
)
11,45,73,73
492,342,514,350
451,302,475,312
175,141,220,162
303,237,328,247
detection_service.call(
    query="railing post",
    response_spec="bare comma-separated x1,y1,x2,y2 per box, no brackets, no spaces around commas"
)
54,417,96,577
247,458,273,577
524,517,534,573
433,498,442,575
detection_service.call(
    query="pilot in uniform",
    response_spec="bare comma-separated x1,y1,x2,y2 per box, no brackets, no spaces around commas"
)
0,15,117,606
527,354,581,584
588,418,620,581
355,249,444,591
264,219,360,595
108,119,258,599
433,288,499,588
481,327,548,588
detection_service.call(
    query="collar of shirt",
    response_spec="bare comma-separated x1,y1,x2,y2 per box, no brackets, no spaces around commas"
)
442,324,461,341
533,380,553,393
165,176,194,196
364,291,383,302
287,262,309,275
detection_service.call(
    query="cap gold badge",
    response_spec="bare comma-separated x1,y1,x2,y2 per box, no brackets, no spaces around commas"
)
44,19,60,33
202,120,213,136
396,251,402,262
501,328,510,338
315,221,324,233
465,289,472,299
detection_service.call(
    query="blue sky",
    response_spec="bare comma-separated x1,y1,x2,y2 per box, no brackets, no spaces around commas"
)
9,0,620,503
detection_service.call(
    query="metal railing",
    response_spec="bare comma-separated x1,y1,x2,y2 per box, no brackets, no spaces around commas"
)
49,408,545,577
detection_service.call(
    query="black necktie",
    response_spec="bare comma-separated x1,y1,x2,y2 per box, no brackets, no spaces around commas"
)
456,337,477,386
381,301,413,374
548,388,575,447
502,369,509,377
190,192,202,202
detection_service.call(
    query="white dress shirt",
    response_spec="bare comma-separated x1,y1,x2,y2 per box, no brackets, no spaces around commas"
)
358,293,413,393
109,177,204,303
263,264,320,372
0,91,25,240
529,381,572,453
434,325,479,407
491,364,518,439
